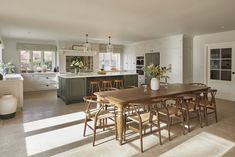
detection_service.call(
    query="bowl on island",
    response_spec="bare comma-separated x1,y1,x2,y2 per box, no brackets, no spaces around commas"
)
97,69,107,75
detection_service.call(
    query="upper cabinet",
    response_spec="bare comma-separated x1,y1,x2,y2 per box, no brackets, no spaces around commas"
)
123,45,136,71
145,52,160,66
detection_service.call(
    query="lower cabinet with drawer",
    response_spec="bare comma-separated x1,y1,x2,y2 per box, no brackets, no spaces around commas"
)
22,73,58,92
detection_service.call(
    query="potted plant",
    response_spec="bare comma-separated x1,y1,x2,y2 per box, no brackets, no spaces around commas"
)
0,62,16,75
144,64,170,90
70,58,84,74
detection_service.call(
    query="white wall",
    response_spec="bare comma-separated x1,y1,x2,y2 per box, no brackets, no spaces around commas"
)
193,30,235,83
124,35,184,83
0,35,3,63
183,35,193,83
2,38,56,73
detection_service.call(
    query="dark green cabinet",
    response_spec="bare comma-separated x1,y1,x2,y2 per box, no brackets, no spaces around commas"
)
69,78,86,101
123,75,138,87
57,77,86,104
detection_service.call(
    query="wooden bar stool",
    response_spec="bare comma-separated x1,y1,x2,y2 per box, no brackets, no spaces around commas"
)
101,80,112,91
113,80,124,89
89,81,100,95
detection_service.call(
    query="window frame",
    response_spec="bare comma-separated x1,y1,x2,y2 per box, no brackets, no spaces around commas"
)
20,50,56,72
99,52,121,71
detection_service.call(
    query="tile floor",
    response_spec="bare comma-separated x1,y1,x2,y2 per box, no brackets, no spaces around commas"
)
0,91,235,157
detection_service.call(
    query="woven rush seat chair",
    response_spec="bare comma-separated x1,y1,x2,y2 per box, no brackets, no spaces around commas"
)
124,101,162,153
83,96,117,146
154,97,185,141
180,94,202,132
198,89,218,126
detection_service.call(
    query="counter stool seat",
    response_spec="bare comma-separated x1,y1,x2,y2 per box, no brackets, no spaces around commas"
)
113,80,124,89
101,80,112,91
89,81,101,95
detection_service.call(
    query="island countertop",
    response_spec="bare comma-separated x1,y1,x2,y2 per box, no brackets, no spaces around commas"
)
58,72,138,79
2,74,24,81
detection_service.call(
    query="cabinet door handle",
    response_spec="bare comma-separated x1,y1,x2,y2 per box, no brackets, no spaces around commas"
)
232,72,235,74
46,85,49,87
46,77,49,79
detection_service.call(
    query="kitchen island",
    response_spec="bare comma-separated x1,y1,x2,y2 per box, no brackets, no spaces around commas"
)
57,72,138,104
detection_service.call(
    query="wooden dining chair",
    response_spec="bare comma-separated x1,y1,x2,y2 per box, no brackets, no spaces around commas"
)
180,94,202,132
199,89,218,126
124,102,162,153
155,97,185,141
83,96,117,146
189,83,207,97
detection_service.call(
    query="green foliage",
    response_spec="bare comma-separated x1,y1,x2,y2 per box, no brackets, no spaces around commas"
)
32,60,41,67
44,60,52,70
144,64,171,79
0,62,16,74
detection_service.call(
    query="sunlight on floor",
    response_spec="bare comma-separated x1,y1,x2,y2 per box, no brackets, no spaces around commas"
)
23,112,85,132
159,132,235,157
25,123,89,156
50,133,159,157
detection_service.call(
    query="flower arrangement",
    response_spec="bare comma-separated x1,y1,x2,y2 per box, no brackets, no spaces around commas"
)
70,58,84,69
144,64,170,80
70,57,84,74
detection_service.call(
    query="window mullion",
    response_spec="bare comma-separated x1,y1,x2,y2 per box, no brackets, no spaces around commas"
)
30,51,33,70
42,51,45,64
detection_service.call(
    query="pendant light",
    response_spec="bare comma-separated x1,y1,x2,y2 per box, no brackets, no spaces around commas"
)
106,36,113,53
84,34,92,52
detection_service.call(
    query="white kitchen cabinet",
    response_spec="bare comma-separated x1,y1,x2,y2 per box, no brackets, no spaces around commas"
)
22,73,57,92
123,45,136,71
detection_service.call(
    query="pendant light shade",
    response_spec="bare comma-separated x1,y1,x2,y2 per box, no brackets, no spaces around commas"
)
84,34,92,52
106,36,113,53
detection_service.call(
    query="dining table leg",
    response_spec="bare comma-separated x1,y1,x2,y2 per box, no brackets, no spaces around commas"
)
117,105,124,145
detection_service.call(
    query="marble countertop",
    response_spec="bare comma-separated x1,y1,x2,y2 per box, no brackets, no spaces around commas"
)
58,72,138,78
1,74,24,81
21,72,58,75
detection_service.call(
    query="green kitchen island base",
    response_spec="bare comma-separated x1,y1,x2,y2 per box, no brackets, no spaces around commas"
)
57,72,138,104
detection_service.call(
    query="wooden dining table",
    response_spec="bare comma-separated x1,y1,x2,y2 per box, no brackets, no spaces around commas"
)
94,83,209,145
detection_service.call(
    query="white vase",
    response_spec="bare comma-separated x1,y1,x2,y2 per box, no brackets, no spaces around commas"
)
74,68,79,75
151,78,160,90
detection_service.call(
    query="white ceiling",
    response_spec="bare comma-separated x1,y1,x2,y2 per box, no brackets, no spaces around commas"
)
0,0,235,43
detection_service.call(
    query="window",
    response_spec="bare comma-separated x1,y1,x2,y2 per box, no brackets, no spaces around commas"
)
44,51,54,71
20,50,55,72
32,51,42,70
99,53,121,70
20,50,31,70
210,48,232,81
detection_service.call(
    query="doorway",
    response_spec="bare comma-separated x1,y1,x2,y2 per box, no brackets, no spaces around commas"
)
207,42,235,101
